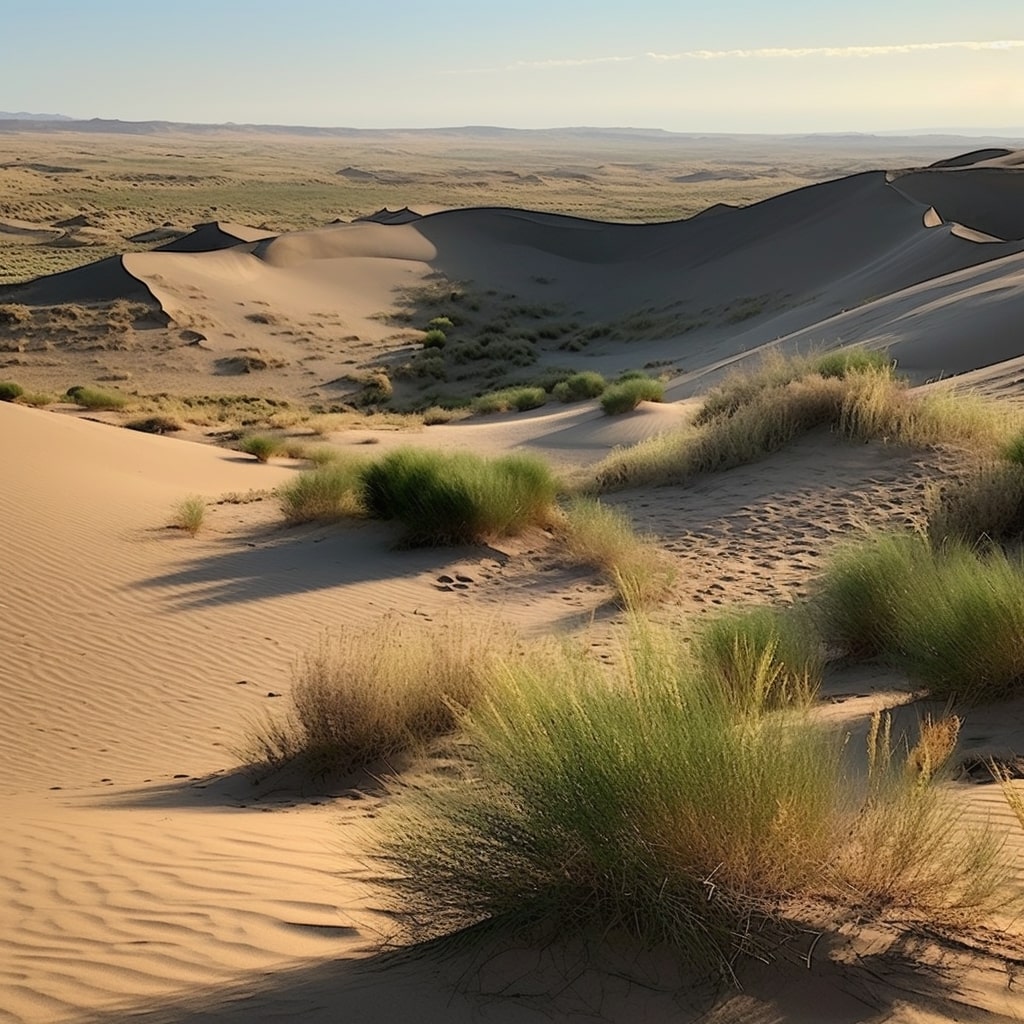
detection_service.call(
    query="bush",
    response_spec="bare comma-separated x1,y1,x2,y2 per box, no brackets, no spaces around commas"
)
422,329,447,350
360,447,558,545
693,605,823,712
926,462,1024,545
472,387,548,414
600,377,665,415
377,623,1004,973
66,385,128,411
814,532,927,660
171,496,205,536
238,434,283,462
0,381,24,402
278,462,364,524
427,316,454,331
247,617,515,777
552,371,607,403
557,498,675,609
125,415,183,434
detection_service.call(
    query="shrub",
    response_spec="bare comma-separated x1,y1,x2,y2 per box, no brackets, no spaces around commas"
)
552,371,607,403
472,387,548,414
18,392,53,408
377,623,1004,973
171,496,205,537
125,414,183,434
422,328,447,350
926,463,1024,546
278,462,364,524
0,381,24,402
693,605,823,711
814,532,927,660
238,434,283,462
427,316,454,331
66,385,128,411
557,498,675,609
600,378,665,415
812,346,893,379
360,448,557,545
246,616,515,777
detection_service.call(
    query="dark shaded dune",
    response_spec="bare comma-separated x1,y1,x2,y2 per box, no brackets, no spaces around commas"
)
156,221,275,253
890,165,1024,240
928,148,1011,168
0,255,157,305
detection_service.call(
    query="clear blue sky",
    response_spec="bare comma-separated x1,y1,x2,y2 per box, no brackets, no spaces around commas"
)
2,0,1022,131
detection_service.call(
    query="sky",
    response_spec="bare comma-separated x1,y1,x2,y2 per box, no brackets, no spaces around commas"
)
2,0,1023,133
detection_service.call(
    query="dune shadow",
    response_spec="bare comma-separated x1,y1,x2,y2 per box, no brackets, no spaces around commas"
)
133,520,495,610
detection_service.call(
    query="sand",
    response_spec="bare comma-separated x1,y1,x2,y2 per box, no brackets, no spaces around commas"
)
3,147,1024,1022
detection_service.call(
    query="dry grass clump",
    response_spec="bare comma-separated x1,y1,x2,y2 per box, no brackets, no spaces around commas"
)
926,461,1024,546
66,385,129,411
693,605,823,711
278,461,365,524
0,381,24,402
472,386,548,414
247,617,516,778
238,434,284,462
360,447,558,545
125,414,183,434
556,498,676,608
17,391,54,408
552,371,607,403
817,533,1024,702
592,354,1022,492
377,623,1006,974
171,495,206,537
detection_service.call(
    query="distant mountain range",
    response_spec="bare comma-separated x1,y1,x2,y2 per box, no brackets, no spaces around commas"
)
0,111,74,121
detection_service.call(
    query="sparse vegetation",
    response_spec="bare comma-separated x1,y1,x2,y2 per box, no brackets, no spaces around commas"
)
557,498,675,608
278,462,365,524
360,447,558,545
247,617,515,777
125,414,183,434
926,462,1024,546
378,623,1005,973
0,381,24,402
66,385,128,410
238,434,284,462
552,371,607,403
171,496,206,537
17,391,53,408
599,377,665,415
472,386,548,414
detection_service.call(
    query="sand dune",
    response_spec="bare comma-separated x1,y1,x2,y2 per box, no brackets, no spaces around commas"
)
4,150,1024,1022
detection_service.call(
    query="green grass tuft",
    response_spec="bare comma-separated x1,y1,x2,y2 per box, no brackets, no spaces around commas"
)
66,385,128,411
599,377,665,415
360,447,558,545
238,434,284,462
171,495,206,537
552,371,607,403
0,381,24,402
278,462,365,524
472,387,548,414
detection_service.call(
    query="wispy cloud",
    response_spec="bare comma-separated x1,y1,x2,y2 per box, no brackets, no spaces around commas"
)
647,40,1024,60
510,55,636,69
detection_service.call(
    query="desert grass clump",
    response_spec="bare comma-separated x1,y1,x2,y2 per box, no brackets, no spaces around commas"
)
926,462,1024,546
472,386,548,414
693,605,823,711
600,377,664,415
171,495,206,537
0,381,24,402
377,624,1005,973
66,385,128,411
238,434,284,463
17,391,54,408
814,532,927,660
552,371,607,403
557,498,675,608
360,448,557,545
125,414,183,434
278,461,365,524
422,328,447,349
811,346,893,379
247,617,514,777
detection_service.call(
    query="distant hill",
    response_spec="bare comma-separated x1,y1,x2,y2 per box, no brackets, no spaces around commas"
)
0,111,73,121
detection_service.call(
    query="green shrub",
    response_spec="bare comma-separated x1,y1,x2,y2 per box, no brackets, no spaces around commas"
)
378,623,1004,972
427,316,454,331
552,371,607,403
812,347,893,379
360,447,557,545
171,496,206,536
422,329,447,349
814,532,926,660
238,434,283,462
600,378,665,415
472,387,547,414
278,462,364,524
694,605,823,712
66,385,128,411
246,617,514,777
0,381,24,402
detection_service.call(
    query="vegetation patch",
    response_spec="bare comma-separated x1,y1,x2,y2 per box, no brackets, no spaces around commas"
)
66,385,128,410
0,381,24,402
472,386,548,415
552,371,607,403
171,495,206,537
600,377,665,415
238,434,284,462
278,461,365,524
360,447,558,545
